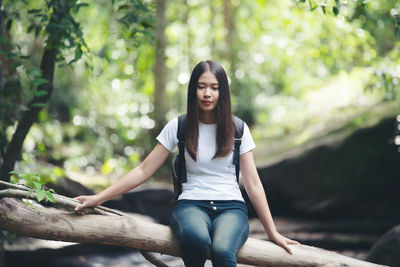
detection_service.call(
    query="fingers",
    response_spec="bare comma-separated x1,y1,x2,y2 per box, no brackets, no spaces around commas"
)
284,236,301,245
287,239,301,245
279,241,292,255
74,203,86,213
275,236,300,255
73,196,85,202
74,196,88,213
73,195,99,214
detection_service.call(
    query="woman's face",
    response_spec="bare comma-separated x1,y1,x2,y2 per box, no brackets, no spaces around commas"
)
196,70,219,114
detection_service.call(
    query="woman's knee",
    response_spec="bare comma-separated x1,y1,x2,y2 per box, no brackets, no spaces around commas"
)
210,242,237,267
178,227,211,266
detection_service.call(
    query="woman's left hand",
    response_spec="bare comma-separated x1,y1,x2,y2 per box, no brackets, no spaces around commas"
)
269,231,300,254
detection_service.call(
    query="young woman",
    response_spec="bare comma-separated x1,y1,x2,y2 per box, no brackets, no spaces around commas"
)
75,60,299,266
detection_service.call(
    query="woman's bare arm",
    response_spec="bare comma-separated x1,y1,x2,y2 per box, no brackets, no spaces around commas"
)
240,151,299,254
75,142,170,212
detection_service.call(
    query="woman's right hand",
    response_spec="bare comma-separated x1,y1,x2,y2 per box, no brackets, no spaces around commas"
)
74,195,102,215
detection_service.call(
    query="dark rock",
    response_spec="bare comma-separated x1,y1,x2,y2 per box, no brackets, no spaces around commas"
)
367,224,400,267
104,188,175,225
46,177,94,198
255,116,400,220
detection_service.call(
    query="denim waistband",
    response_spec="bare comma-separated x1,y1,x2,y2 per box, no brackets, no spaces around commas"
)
177,199,245,205
176,199,248,213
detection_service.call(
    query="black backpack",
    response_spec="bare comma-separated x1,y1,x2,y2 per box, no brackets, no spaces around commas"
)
171,114,245,202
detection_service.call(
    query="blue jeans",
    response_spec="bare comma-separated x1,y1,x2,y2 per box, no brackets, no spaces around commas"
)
170,200,249,267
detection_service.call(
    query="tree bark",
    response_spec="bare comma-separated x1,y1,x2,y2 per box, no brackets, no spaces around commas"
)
0,197,387,267
223,0,237,77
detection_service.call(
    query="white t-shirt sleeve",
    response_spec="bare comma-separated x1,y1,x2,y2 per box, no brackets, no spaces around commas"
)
240,122,256,154
156,117,178,152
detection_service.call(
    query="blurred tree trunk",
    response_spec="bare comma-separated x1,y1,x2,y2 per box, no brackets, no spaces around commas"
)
210,0,216,59
151,0,167,139
223,0,254,125
223,0,237,79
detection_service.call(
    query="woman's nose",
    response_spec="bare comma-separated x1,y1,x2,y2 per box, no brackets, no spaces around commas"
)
203,87,211,97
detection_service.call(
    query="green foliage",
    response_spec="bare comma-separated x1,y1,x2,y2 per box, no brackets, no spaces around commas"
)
43,0,89,65
0,0,89,159
2,0,399,182
9,171,56,203
116,0,155,46
297,0,400,53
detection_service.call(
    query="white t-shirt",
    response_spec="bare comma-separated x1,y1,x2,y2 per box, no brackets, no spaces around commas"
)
156,117,256,202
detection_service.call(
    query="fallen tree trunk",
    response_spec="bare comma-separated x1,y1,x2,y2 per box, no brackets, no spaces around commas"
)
0,197,386,267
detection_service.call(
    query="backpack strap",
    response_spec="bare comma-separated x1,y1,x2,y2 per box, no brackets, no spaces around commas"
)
233,116,244,183
177,114,187,184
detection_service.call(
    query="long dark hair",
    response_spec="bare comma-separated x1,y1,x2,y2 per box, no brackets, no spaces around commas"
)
186,60,234,161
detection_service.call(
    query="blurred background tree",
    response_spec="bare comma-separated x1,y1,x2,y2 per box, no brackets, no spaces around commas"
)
0,0,399,188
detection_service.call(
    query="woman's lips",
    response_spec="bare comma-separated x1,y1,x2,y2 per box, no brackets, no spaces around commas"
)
202,101,212,106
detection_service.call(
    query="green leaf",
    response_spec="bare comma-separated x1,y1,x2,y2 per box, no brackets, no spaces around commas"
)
33,90,48,97
23,176,32,186
308,0,318,10
31,174,41,181
333,6,339,16
74,46,82,61
118,4,130,11
33,181,42,190
28,189,34,198
119,14,138,24
32,103,46,108
46,22,66,32
36,190,45,202
44,191,56,203
28,9,42,14
74,3,89,13
10,176,18,184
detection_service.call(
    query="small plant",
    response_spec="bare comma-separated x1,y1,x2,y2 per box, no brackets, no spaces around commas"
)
9,171,56,203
